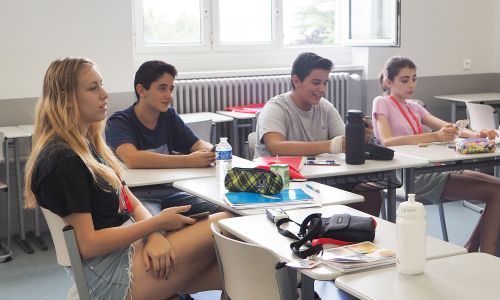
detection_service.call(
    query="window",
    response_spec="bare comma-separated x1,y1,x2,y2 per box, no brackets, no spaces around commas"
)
346,0,401,46
283,0,338,46
134,0,400,53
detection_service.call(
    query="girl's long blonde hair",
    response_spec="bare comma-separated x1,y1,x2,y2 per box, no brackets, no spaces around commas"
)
25,57,123,208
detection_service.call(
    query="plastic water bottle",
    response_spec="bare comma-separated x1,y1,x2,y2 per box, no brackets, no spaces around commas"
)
345,110,365,165
396,193,426,275
215,137,232,186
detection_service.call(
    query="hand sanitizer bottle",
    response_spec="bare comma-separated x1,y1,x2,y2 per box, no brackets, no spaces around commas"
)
396,193,426,275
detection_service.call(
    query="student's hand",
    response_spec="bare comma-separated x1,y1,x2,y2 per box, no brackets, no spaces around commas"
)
476,129,498,140
364,118,374,143
156,205,196,231
142,233,177,281
187,150,216,167
436,124,458,142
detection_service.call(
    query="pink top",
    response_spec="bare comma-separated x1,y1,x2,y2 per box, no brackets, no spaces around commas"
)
372,95,430,144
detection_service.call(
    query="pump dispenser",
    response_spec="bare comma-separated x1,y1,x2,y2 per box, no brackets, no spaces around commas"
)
396,193,426,275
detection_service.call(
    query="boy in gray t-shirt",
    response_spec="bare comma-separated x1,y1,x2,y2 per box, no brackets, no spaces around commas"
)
255,52,382,216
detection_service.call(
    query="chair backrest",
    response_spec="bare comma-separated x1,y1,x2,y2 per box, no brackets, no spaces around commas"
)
0,131,5,163
211,222,294,300
466,102,497,130
41,207,71,266
247,132,257,160
186,118,213,143
40,207,91,300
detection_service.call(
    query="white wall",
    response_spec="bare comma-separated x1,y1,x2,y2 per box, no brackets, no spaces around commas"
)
0,0,134,100
361,0,498,79
1,0,499,100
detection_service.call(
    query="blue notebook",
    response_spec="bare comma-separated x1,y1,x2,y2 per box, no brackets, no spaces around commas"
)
225,188,313,207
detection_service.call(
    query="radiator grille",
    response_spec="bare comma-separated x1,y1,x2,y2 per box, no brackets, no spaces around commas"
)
172,72,351,119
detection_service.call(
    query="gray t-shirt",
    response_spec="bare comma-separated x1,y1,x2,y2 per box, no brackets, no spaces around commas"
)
255,92,345,157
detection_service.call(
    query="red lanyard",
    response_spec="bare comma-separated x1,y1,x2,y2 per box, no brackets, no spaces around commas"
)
119,182,134,214
389,95,422,135
90,143,134,214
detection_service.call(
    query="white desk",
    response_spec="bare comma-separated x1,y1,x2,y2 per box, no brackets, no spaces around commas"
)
335,253,500,300
218,205,466,300
300,152,429,179
390,143,500,221
179,112,234,144
124,156,256,188
0,126,33,254
173,178,364,215
218,205,466,281
216,110,256,157
179,112,233,124
300,152,429,222
435,92,500,123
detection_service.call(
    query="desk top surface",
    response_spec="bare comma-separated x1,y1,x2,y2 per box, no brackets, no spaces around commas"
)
173,178,364,215
391,143,500,163
335,252,500,300
179,112,233,123
300,152,429,179
0,126,32,138
216,110,256,119
218,205,466,281
435,92,500,103
124,156,255,187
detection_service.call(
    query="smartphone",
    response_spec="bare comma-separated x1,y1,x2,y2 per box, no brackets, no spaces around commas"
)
454,119,469,131
187,211,211,219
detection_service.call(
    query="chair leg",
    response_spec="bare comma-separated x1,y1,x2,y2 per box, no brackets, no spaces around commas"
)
438,203,449,242
380,196,387,220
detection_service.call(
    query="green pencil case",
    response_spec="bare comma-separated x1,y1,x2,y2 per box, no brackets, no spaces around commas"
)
224,167,283,195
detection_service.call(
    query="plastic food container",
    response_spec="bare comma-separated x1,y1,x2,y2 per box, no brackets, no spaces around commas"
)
456,138,496,154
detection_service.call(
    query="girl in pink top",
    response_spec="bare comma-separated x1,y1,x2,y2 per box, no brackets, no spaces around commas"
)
373,56,500,255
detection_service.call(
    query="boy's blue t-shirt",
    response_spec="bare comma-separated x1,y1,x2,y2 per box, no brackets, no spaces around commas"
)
105,103,199,154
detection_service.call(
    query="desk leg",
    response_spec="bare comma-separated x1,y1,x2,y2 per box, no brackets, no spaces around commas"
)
4,140,11,249
301,274,315,300
386,170,397,223
404,168,415,194
27,207,48,251
451,102,457,123
231,120,239,157
13,139,33,254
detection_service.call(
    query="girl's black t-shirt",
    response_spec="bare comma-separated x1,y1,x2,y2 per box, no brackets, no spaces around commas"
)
31,140,129,230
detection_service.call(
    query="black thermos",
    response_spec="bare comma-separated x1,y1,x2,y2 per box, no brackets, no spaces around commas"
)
345,110,365,165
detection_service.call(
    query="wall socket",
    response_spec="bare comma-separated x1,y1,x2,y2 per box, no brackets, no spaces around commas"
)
463,59,472,70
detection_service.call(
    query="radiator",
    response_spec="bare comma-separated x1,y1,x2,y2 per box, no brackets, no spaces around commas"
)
172,72,353,119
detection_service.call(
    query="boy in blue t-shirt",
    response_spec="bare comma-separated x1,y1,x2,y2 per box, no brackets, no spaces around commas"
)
106,60,219,215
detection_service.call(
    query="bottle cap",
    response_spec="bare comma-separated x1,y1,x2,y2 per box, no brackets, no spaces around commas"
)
347,110,363,122
397,193,426,218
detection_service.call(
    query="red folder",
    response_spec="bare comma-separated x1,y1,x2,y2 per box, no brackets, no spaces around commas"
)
254,156,306,181
225,103,265,114
254,156,305,171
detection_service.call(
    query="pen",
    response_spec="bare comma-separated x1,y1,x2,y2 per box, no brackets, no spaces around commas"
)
306,183,320,193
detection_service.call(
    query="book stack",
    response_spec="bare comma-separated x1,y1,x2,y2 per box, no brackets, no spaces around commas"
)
313,242,396,273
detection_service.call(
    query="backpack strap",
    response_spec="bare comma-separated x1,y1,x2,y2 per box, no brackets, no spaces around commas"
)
275,213,325,259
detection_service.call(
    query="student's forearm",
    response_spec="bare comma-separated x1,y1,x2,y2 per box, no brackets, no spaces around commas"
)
381,132,439,146
191,140,212,152
75,216,159,259
267,141,332,156
122,151,192,169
